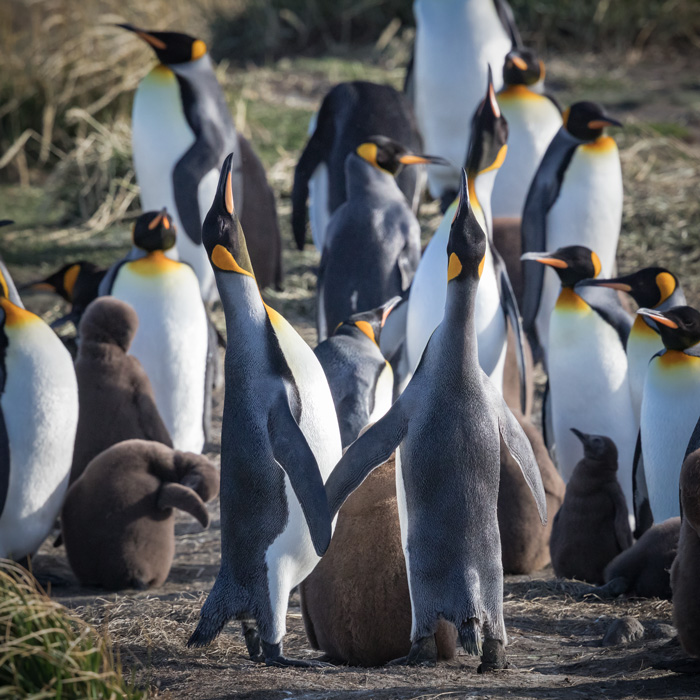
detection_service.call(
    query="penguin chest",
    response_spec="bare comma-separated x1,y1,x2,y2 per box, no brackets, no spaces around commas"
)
368,361,394,426
0,312,77,558
641,351,700,523
627,317,663,425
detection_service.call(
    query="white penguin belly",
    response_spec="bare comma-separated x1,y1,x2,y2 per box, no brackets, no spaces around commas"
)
549,295,636,507
0,316,77,559
641,352,700,523
413,0,511,198
111,258,208,453
627,318,663,427
368,362,394,426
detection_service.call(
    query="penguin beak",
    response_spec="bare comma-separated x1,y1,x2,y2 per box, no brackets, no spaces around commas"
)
486,65,500,117
588,115,622,129
511,55,528,71
148,208,171,230
576,278,632,292
116,23,167,50
380,296,403,327
636,308,678,329
398,154,449,166
520,252,568,269
570,427,589,445
216,153,235,215
20,281,56,293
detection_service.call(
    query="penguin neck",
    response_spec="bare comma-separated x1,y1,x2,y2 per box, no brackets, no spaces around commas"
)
345,154,402,201
216,272,268,338
170,54,214,82
442,278,480,369
468,173,494,239
658,286,686,311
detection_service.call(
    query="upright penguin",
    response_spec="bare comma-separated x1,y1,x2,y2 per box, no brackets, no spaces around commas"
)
521,101,622,362
410,0,520,206
188,155,342,667
101,209,209,454
317,135,445,342
325,170,546,669
119,24,282,298
314,298,399,448
0,258,78,560
292,81,424,252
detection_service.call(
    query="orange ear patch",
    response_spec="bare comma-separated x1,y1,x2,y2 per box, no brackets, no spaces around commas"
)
191,40,207,60
63,264,81,300
447,253,463,281
211,244,254,278
354,320,376,344
655,272,676,304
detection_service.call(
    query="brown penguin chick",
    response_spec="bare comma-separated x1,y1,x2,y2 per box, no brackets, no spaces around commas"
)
61,439,219,590
601,517,680,599
671,449,700,657
300,453,457,666
549,429,633,584
493,217,523,306
498,410,565,574
70,297,172,484
502,323,534,419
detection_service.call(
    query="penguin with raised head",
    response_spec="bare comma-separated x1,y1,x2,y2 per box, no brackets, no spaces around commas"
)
315,297,399,448
325,170,546,670
410,0,520,207
406,73,527,410
187,154,342,667
118,24,282,298
521,101,622,362
521,246,636,510
292,81,424,251
317,135,445,342
0,258,78,560
101,209,209,454
636,306,700,524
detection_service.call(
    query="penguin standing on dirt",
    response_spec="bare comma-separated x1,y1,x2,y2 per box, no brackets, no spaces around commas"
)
325,170,546,670
0,259,78,560
118,24,282,299
317,135,445,342
292,81,424,252
101,209,209,454
187,155,342,667
521,101,622,362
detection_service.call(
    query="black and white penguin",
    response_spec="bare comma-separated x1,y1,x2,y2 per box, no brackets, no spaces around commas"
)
317,135,445,342
521,101,622,362
315,297,399,448
187,154,342,667
0,258,78,560
100,209,210,454
292,81,424,252
119,24,282,299
325,169,546,669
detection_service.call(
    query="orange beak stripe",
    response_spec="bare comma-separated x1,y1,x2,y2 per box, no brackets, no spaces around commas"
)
512,56,527,70
399,154,430,165
225,172,234,214
643,313,678,329
148,213,163,230
595,281,632,292
588,119,614,129
535,257,568,269
136,31,167,50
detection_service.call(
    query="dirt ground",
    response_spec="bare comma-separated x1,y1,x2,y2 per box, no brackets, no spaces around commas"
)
15,46,700,699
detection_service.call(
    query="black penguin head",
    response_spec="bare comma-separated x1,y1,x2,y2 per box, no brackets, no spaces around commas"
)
445,170,487,285
133,209,177,252
355,135,447,176
577,267,681,309
564,101,622,141
21,262,85,302
79,297,139,352
202,153,255,280
118,24,207,65
332,296,402,347
637,306,700,351
570,428,618,465
502,49,544,87
521,246,601,288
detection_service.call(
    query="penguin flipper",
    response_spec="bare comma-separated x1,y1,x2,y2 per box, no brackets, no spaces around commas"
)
268,392,332,557
610,490,634,553
632,431,653,538
325,404,408,518
494,0,522,48
158,482,210,528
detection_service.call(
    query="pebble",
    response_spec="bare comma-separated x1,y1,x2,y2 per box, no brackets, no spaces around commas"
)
602,616,644,646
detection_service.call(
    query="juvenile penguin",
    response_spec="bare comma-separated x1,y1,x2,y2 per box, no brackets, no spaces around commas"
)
521,101,622,362
0,259,78,560
314,298,399,448
411,0,520,205
300,453,458,666
292,81,424,251
317,135,445,342
187,154,342,667
325,170,546,669
101,209,209,454
62,439,218,590
671,449,700,658
521,246,636,510
70,297,172,484
119,24,282,297
637,306,700,523
549,429,632,584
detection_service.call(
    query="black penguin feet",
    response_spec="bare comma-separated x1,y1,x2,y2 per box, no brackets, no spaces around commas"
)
387,635,438,666
242,622,264,662
477,638,508,673
261,640,332,668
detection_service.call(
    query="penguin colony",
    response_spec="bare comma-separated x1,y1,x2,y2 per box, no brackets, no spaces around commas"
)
3,0,700,676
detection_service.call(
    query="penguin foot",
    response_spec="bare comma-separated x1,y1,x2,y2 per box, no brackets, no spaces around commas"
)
261,641,331,668
591,577,629,598
477,639,508,673
242,622,264,662
387,635,438,666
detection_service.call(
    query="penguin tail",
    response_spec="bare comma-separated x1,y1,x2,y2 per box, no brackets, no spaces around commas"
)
187,576,238,648
458,618,483,657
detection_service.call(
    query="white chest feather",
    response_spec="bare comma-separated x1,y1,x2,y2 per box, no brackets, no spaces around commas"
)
626,318,663,426
369,361,395,426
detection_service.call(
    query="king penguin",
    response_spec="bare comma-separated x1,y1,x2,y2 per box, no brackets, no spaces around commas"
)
521,101,622,363
325,169,546,669
637,306,700,524
187,154,342,667
119,24,282,299
521,246,637,516
410,0,520,207
292,81,424,252
0,256,78,560
317,135,445,343
405,73,527,409
101,209,210,454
